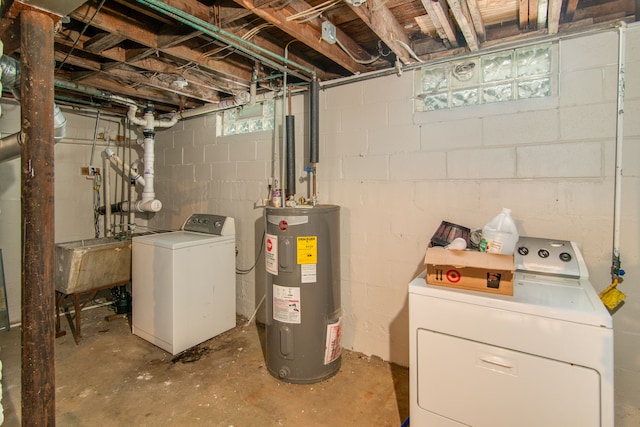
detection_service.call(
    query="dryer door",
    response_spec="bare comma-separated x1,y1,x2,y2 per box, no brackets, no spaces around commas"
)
417,328,600,427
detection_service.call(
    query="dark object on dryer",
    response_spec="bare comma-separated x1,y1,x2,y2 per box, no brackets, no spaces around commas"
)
430,221,470,247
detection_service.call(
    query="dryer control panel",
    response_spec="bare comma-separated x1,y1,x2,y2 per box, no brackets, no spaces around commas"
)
515,236,583,278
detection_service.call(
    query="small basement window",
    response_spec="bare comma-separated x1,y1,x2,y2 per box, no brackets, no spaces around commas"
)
218,100,275,136
414,43,555,112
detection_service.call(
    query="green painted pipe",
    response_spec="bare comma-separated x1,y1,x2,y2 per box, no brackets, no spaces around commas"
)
136,0,315,80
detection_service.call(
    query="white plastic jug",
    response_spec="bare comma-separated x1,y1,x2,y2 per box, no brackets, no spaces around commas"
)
480,208,519,255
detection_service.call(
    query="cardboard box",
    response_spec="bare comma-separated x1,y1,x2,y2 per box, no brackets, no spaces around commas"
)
424,247,514,296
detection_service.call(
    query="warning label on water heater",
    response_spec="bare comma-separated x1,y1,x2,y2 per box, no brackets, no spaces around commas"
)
265,233,278,275
273,285,301,324
324,318,342,365
297,236,317,264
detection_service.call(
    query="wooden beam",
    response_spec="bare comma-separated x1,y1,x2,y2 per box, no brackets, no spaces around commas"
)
20,8,56,427
54,49,102,71
548,0,563,34
529,0,540,29
83,32,126,53
146,0,335,81
70,2,253,86
106,65,222,104
519,0,529,29
79,72,188,108
446,0,480,51
565,0,580,21
421,0,458,48
347,2,413,63
466,0,486,42
231,0,368,74
56,28,252,95
537,0,548,29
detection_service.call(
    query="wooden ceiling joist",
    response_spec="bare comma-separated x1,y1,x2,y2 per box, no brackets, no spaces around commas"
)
466,0,486,42
70,2,253,88
347,2,413,64
446,0,480,51
231,0,368,74
421,0,459,48
547,0,563,34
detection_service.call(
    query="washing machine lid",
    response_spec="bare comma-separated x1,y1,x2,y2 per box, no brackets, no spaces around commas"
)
133,231,233,249
409,272,612,328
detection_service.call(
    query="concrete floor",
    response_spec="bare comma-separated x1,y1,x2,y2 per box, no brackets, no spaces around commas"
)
0,303,409,427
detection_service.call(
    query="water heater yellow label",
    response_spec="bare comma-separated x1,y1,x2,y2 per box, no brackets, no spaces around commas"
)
297,236,317,264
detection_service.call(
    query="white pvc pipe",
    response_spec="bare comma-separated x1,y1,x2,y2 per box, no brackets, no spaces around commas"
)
125,104,178,213
103,153,112,237
104,147,145,187
612,22,626,271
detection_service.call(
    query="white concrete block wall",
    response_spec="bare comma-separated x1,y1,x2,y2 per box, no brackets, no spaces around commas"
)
317,26,639,423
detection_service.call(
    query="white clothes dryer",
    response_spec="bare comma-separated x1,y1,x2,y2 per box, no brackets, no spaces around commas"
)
409,236,613,427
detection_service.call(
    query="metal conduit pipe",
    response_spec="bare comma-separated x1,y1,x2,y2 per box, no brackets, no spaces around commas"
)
0,55,67,162
53,78,140,107
136,0,315,81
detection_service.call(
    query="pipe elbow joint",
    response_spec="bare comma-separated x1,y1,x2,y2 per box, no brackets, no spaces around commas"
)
136,199,162,213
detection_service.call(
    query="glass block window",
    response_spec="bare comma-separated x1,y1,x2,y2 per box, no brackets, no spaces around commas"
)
415,43,554,112
218,100,275,136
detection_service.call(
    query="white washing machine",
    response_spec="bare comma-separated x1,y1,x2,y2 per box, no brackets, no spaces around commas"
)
132,214,236,355
409,236,613,427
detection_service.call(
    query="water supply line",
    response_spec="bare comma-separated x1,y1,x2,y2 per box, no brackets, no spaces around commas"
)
611,21,626,282
599,21,628,313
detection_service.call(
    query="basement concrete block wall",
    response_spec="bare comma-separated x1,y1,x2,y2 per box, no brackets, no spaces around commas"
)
0,24,639,424
148,26,640,420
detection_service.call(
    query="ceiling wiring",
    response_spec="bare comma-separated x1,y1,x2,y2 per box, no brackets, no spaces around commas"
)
286,0,342,22
336,37,380,65
56,0,108,74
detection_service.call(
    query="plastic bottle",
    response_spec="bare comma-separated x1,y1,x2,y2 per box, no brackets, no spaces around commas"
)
480,208,519,255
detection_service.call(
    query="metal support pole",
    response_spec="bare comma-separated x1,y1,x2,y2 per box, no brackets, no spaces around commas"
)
20,9,56,426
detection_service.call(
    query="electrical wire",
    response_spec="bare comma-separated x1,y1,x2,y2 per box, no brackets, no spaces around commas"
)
56,0,108,73
286,0,341,21
336,37,381,65
236,230,266,275
93,172,102,238
395,40,424,63
200,23,273,60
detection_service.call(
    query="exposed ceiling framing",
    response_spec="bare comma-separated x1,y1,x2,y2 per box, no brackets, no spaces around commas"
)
0,0,636,114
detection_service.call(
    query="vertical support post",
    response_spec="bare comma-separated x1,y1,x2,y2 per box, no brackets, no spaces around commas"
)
20,8,56,426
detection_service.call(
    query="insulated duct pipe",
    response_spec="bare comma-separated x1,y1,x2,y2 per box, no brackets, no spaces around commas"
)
309,81,320,203
309,81,320,164
0,55,67,162
125,103,178,213
285,114,296,198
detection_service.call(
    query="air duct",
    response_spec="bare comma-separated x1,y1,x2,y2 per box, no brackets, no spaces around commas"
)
0,55,67,162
